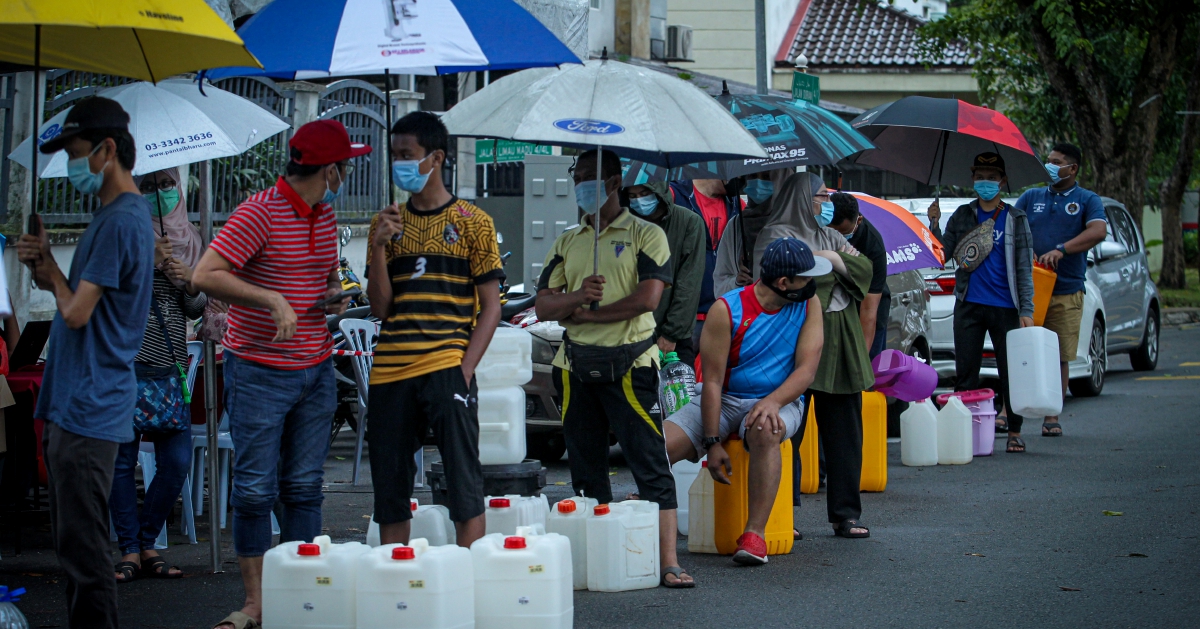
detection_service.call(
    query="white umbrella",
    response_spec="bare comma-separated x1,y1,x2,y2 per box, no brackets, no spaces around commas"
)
9,79,289,177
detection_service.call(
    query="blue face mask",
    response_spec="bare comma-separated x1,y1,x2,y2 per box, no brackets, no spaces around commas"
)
575,180,611,215
973,180,1001,201
67,143,106,196
815,201,835,227
321,165,343,204
1045,162,1064,184
393,154,433,193
744,179,774,204
629,194,659,216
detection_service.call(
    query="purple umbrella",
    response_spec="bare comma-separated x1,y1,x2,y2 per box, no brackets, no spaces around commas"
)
848,192,945,274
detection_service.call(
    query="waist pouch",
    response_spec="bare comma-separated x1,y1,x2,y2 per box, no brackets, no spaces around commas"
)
564,333,656,383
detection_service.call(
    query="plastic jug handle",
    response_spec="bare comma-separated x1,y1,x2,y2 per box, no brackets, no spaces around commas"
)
409,538,430,553
478,423,511,432
515,525,535,537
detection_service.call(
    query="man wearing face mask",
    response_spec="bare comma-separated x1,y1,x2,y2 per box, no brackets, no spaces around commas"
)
664,237,826,565
15,96,154,628
364,111,504,551
193,119,367,629
829,193,889,358
536,149,691,587
927,152,1035,454
1014,143,1107,439
625,181,705,366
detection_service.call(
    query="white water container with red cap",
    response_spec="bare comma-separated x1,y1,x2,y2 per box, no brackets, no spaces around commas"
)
367,499,456,547
474,327,533,388
586,500,660,592
262,535,369,629
545,497,599,590
471,526,572,629
356,539,474,629
1006,326,1063,417
484,495,549,536
687,462,717,554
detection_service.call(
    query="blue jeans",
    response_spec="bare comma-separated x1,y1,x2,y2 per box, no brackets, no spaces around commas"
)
109,428,193,556
224,353,335,557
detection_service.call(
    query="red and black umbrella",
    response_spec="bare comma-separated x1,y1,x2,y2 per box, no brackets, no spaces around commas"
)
849,96,1046,190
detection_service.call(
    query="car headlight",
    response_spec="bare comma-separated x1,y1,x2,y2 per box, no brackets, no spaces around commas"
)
531,336,557,364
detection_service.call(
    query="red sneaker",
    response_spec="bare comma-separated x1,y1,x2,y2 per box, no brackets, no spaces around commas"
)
733,532,768,565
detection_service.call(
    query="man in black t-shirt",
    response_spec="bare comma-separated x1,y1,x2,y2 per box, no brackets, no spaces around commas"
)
830,192,889,359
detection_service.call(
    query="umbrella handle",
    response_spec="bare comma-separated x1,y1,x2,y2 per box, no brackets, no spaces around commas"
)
591,143,601,311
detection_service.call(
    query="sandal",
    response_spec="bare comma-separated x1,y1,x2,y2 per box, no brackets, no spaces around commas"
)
833,519,869,539
114,561,139,584
213,612,260,629
141,556,182,579
793,529,802,541
1006,436,1026,453
660,566,695,588
995,416,1009,433
1042,422,1062,437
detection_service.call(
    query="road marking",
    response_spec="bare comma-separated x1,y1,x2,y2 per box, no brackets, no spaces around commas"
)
1180,362,1200,367
1135,375,1200,381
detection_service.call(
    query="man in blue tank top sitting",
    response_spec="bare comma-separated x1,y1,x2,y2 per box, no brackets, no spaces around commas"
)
664,237,827,565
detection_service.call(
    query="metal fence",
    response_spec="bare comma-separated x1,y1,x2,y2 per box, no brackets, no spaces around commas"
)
318,79,390,222
0,75,15,223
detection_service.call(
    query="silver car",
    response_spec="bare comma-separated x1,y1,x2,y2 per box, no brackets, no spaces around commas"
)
902,197,1161,396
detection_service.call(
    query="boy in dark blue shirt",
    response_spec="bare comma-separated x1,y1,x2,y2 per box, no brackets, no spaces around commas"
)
1015,143,1108,438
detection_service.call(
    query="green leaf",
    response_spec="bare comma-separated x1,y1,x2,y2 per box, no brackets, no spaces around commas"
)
1102,510,1124,516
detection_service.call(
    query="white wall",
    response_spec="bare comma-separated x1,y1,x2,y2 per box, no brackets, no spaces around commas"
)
589,0,616,56
667,0,796,88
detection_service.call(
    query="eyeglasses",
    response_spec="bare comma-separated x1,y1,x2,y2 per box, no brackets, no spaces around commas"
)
339,162,355,176
138,178,177,195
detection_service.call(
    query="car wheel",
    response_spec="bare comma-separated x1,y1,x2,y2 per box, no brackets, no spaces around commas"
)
1068,318,1105,398
526,431,567,463
1130,308,1159,371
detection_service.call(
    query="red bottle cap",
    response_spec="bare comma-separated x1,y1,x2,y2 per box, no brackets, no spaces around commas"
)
594,504,610,516
411,500,419,511
391,547,415,560
503,536,527,549
557,500,576,514
297,543,320,556
701,461,708,468
489,498,511,508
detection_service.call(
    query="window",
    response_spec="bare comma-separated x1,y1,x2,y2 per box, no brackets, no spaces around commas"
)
1112,207,1140,254
590,0,600,9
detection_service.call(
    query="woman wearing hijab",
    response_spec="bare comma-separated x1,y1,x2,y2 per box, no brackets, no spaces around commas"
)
755,172,875,540
110,167,207,583
712,168,794,296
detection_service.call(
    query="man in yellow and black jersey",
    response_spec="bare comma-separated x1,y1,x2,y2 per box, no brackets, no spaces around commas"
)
366,112,504,550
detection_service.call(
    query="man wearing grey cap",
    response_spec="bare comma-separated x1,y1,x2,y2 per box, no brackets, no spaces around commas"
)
663,237,827,566
16,96,155,628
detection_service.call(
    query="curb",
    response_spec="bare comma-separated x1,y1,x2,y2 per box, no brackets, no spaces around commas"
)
1163,307,1200,326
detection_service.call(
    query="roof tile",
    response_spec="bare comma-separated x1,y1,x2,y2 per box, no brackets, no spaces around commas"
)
785,0,973,69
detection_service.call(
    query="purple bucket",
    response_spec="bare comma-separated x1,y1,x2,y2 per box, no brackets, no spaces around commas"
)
936,389,997,456
872,349,937,402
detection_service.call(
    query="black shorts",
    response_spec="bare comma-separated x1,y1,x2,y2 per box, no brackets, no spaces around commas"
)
552,365,677,510
367,367,484,525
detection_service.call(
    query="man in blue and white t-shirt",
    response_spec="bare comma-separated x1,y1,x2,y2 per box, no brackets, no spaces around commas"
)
1015,143,1108,438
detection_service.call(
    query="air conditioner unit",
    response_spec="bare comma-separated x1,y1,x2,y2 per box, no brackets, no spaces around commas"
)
666,25,693,62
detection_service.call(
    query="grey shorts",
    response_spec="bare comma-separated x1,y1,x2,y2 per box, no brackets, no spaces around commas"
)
665,386,803,461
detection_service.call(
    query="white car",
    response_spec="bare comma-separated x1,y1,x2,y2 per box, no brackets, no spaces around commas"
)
900,196,1161,397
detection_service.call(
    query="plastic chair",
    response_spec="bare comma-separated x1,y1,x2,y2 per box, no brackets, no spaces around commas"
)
339,319,376,485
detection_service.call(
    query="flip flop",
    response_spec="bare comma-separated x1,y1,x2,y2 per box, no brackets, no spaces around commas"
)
1042,422,1062,437
995,416,1009,433
141,555,182,579
213,612,260,629
793,529,802,541
114,561,139,584
1007,435,1026,453
660,566,695,588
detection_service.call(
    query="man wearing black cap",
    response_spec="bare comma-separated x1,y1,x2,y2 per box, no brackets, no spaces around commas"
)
193,119,369,629
927,152,1035,454
16,96,155,627
664,237,827,565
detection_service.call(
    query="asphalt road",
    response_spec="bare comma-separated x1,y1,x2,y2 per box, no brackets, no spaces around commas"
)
3,325,1198,628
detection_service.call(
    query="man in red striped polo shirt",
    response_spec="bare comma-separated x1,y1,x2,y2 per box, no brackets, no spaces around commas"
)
193,120,370,629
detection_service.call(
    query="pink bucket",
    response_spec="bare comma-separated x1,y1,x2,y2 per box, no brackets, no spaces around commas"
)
872,349,937,402
936,389,997,457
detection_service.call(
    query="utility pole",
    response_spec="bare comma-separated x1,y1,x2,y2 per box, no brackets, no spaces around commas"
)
755,0,767,94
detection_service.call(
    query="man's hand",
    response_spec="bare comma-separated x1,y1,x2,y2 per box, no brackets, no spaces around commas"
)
706,442,733,485
735,264,752,286
657,337,676,354
1037,249,1064,269
460,365,473,387
154,235,172,267
372,204,404,247
16,231,57,290
927,199,941,227
322,285,349,315
269,293,298,341
575,274,605,305
1020,316,1035,328
744,398,784,435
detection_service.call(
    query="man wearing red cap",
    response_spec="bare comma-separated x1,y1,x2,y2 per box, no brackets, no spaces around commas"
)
193,120,370,629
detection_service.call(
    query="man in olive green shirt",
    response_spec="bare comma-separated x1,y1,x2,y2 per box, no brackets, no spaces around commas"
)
535,149,693,588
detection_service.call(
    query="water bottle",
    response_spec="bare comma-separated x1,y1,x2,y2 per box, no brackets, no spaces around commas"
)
0,587,28,629
659,352,696,417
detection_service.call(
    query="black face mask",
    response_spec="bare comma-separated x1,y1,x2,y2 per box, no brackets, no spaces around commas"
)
767,279,817,303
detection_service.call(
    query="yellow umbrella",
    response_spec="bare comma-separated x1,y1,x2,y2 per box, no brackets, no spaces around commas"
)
0,0,260,81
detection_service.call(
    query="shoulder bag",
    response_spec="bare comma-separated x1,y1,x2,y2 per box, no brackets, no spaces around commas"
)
133,299,192,434
953,204,1003,272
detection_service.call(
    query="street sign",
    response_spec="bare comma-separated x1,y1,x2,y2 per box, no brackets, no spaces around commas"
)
476,139,553,164
792,71,820,106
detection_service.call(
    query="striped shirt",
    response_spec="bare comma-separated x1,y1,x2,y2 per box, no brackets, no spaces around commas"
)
136,271,207,367
209,177,338,369
366,197,505,384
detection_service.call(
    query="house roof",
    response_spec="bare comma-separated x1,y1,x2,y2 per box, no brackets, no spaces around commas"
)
777,0,973,70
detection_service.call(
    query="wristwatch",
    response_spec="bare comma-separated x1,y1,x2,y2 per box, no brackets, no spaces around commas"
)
702,436,721,451
1055,243,1066,254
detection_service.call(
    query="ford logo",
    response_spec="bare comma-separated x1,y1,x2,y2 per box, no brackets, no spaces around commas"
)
553,118,625,135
